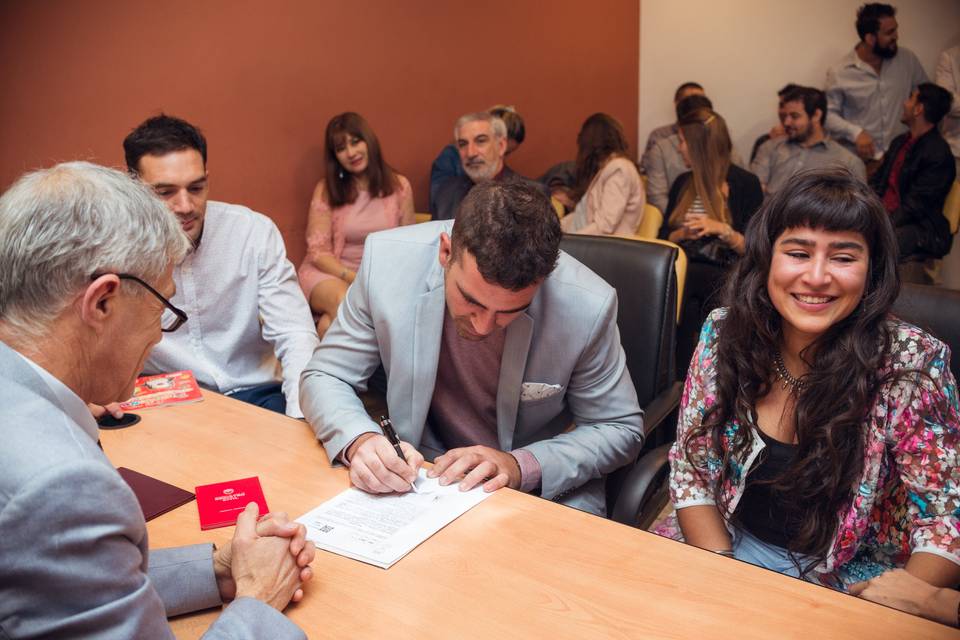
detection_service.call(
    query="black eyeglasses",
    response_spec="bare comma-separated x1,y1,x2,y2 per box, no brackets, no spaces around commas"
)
90,273,188,332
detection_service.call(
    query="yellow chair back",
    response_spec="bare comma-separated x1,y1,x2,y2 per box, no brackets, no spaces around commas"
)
551,196,565,219
635,204,663,239
944,180,960,235
414,212,432,224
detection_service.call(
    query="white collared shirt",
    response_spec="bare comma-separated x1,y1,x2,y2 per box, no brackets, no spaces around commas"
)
144,201,319,418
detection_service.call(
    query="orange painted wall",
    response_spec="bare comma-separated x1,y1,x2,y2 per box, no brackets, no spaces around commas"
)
0,1,639,264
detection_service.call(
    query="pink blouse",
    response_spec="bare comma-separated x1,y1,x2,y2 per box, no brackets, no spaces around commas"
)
298,175,412,297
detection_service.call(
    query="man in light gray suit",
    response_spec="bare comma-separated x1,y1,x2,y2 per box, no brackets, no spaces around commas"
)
0,162,314,638
300,181,644,516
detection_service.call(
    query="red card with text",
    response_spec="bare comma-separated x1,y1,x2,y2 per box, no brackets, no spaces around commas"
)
195,476,268,530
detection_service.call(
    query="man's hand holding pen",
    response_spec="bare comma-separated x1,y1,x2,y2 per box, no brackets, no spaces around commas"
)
343,422,423,494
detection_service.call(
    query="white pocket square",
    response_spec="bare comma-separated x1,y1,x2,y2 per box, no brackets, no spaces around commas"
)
520,382,563,402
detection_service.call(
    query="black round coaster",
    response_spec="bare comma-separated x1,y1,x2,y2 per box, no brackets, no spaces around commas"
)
97,413,142,429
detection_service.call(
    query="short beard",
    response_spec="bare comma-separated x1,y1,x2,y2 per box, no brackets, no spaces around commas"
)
873,41,897,59
464,162,498,183
789,125,812,144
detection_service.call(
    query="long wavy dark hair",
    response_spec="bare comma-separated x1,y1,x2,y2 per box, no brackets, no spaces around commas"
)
683,169,901,571
572,113,631,202
323,112,399,208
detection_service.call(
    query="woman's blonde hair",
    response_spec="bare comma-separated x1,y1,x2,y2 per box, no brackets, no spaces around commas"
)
669,108,732,227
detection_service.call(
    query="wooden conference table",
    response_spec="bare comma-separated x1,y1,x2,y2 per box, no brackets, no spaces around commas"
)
100,391,958,639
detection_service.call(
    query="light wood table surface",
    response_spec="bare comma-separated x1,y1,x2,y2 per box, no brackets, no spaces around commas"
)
100,391,959,639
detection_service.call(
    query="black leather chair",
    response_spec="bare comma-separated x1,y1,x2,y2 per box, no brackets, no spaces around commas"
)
559,234,683,525
891,283,960,379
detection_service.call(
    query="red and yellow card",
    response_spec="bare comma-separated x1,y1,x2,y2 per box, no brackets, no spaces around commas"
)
120,370,203,411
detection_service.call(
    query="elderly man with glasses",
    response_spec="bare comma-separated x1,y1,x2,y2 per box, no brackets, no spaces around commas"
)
0,161,315,637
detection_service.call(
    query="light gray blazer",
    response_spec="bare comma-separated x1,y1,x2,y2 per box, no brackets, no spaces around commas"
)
0,341,304,639
300,221,644,515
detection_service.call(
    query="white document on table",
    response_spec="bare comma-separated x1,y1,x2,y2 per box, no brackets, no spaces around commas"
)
296,469,492,569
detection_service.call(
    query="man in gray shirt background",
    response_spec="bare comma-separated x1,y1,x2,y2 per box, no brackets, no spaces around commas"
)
752,86,865,197
825,3,927,163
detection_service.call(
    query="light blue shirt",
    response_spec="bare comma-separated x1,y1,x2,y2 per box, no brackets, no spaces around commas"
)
825,46,928,155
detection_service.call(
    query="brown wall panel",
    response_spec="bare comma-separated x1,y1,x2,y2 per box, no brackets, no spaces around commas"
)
0,0,639,264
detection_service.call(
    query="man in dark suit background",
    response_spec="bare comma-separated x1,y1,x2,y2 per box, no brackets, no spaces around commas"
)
871,82,956,277
432,111,543,220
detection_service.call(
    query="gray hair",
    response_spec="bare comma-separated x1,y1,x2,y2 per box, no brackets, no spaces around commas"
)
0,161,190,339
453,112,507,142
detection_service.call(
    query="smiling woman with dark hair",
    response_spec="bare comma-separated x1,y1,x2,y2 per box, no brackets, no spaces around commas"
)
298,112,415,336
656,169,960,619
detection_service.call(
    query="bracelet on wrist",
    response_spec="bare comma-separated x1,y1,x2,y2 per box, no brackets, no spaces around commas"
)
712,548,735,558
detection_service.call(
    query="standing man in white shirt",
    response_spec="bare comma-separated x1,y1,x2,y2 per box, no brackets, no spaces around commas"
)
123,115,319,418
824,3,927,164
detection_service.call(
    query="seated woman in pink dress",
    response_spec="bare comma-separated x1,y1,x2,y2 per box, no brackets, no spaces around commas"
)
299,112,415,335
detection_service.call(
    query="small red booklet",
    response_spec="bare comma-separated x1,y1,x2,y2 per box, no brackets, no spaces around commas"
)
195,476,269,530
120,370,203,411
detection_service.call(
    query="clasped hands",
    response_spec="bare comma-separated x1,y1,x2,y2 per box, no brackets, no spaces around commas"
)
681,213,730,240
213,502,316,611
345,433,521,494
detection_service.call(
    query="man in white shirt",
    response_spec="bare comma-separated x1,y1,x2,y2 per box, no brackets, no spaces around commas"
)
123,115,319,418
824,3,927,162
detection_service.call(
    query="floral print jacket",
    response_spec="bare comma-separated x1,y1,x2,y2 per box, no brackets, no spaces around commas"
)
664,308,960,588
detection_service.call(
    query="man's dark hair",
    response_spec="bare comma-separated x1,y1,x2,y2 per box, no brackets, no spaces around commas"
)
674,82,704,103
675,94,713,122
856,3,896,40
915,82,953,125
450,181,560,290
123,114,208,173
782,86,828,126
777,83,801,98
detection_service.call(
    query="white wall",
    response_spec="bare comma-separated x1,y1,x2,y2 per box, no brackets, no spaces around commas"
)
639,0,960,160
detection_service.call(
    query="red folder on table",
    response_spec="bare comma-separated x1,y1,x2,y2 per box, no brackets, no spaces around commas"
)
195,476,268,530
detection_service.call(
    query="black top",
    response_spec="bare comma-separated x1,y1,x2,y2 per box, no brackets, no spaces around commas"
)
735,428,800,549
432,165,548,221
869,127,956,259
658,164,764,241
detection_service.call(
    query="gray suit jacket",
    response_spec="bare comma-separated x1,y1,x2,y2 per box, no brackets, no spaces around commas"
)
299,221,644,515
0,342,304,639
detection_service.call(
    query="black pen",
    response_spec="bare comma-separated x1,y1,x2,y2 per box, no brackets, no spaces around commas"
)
378,415,406,461
379,415,419,492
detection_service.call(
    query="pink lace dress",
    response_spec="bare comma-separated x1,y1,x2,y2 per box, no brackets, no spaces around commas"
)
298,175,411,297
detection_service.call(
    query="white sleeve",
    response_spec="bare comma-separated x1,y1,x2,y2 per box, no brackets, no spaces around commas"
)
256,221,321,418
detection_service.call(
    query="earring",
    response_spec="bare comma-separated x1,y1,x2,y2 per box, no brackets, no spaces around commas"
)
338,167,345,180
